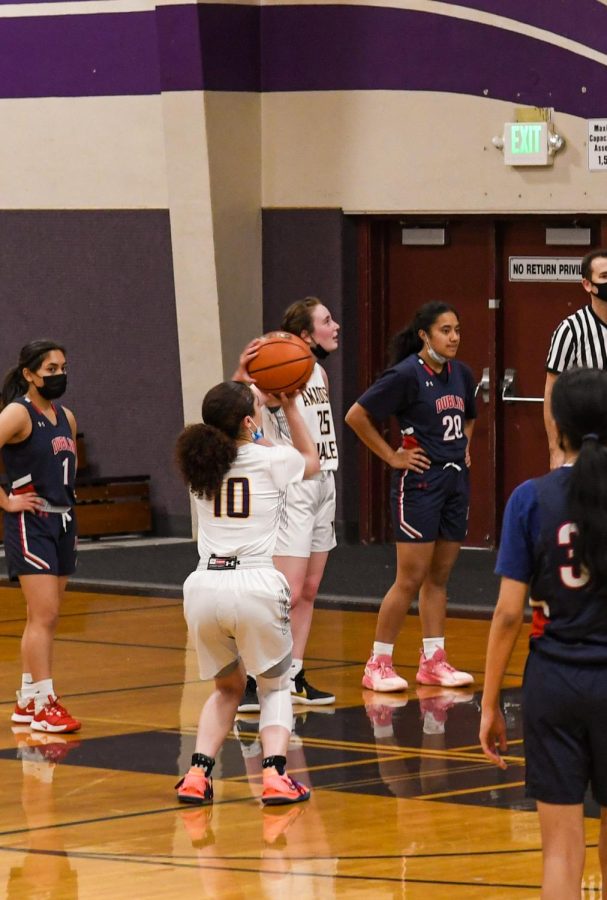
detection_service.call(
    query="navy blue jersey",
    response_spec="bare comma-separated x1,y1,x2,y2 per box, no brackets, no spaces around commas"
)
357,355,477,464
496,467,607,664
1,397,76,508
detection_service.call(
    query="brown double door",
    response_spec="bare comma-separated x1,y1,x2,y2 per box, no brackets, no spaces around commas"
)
357,216,605,547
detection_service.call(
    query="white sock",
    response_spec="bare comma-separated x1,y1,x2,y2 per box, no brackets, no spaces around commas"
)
20,674,37,699
423,637,445,659
373,642,394,660
289,658,303,680
32,678,54,700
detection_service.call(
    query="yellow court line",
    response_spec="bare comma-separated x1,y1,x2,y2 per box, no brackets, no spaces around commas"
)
318,763,493,792
417,780,525,800
452,738,525,752
226,753,420,782
230,730,506,763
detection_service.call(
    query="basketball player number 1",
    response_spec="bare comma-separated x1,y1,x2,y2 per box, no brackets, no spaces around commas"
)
62,458,70,484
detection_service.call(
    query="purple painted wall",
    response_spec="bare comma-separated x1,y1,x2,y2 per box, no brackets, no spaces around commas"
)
0,212,190,535
1,4,606,116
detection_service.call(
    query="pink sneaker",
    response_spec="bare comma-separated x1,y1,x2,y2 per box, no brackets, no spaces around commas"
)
416,648,474,687
362,655,408,692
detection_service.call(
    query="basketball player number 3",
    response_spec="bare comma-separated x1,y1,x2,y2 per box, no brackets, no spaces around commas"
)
213,477,251,519
442,414,463,441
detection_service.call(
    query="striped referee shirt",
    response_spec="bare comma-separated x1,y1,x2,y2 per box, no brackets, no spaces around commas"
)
546,305,607,373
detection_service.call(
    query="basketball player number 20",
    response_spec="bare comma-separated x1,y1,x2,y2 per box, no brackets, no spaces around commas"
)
442,414,463,441
213,477,251,519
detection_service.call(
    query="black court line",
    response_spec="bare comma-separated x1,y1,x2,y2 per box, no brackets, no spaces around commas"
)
0,795,253,840
0,632,189,653
0,601,179,628
0,845,544,890
0,678,201,708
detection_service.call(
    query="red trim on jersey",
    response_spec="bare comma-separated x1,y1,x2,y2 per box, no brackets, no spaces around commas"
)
26,397,59,423
18,513,51,571
531,608,548,639
420,361,435,376
12,485,35,495
397,472,423,540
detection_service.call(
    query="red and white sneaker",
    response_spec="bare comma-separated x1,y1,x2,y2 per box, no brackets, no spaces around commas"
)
30,696,81,733
11,691,36,724
362,655,408,692
261,768,310,806
175,767,214,805
416,649,474,687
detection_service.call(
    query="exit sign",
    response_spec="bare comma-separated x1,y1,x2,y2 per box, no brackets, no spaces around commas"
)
503,122,550,165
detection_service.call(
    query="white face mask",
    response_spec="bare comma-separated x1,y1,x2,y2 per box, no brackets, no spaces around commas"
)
425,338,448,365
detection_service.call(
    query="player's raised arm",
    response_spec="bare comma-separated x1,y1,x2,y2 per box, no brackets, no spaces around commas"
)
278,392,320,478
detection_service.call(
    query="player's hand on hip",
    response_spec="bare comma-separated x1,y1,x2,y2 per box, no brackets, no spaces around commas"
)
391,446,431,473
5,493,46,514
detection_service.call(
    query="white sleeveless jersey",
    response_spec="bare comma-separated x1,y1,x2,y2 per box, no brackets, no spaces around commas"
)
261,362,339,470
194,442,304,559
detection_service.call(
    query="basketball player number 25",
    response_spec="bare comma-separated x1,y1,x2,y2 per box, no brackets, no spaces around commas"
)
442,414,463,441
214,477,250,519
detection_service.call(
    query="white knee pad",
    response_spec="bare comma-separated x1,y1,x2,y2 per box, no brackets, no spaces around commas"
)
257,671,293,733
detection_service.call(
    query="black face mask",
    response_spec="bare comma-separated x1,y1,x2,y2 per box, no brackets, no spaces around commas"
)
37,374,67,400
311,343,330,360
591,281,607,302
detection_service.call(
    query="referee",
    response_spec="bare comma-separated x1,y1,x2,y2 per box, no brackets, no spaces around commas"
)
544,248,607,468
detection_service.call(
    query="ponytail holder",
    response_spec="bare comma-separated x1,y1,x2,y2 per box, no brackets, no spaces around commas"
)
582,433,599,442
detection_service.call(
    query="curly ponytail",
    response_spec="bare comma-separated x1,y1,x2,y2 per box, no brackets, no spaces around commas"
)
175,381,255,499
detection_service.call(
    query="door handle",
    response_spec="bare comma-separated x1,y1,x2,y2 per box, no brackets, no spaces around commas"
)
501,367,543,403
475,367,490,403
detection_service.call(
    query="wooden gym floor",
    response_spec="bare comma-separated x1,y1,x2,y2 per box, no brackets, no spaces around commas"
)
0,587,603,898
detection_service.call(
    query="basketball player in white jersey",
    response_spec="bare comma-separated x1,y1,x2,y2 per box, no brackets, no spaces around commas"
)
234,298,340,710
175,380,320,806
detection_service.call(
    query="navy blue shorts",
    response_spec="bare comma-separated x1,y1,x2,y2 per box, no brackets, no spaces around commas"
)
390,462,469,543
3,510,77,579
523,649,607,806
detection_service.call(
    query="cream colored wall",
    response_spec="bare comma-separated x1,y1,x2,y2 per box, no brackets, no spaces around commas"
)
0,96,168,209
262,91,597,214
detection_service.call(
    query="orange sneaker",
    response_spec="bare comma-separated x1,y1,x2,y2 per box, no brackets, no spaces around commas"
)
262,804,306,845
11,691,36,724
175,767,213,805
30,696,81,734
179,807,215,847
261,768,310,806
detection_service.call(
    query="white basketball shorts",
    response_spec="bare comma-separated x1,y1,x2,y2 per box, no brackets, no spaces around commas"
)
183,566,292,680
274,471,337,558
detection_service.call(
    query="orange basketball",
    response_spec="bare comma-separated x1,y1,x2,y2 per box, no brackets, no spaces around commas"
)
246,332,315,393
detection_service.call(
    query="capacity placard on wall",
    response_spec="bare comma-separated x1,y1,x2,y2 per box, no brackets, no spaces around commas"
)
509,257,582,282
588,119,607,170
